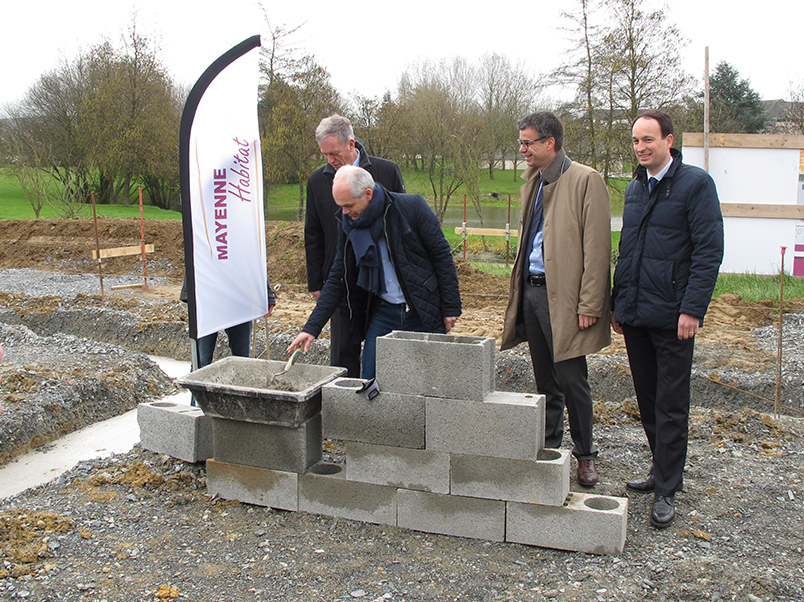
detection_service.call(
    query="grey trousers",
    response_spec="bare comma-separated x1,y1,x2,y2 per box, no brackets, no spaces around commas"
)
522,281,598,459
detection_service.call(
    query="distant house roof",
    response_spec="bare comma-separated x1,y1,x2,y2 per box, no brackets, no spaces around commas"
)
763,99,791,123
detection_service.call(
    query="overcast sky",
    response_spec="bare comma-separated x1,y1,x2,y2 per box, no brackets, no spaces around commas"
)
2,0,802,109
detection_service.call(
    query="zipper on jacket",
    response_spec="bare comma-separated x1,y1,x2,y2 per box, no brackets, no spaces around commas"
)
343,235,353,321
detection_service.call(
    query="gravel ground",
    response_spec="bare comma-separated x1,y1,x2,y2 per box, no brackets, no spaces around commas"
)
1,269,804,601
0,322,177,466
0,268,170,298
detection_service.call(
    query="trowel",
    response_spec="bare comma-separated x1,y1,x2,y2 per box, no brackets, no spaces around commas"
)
267,349,302,387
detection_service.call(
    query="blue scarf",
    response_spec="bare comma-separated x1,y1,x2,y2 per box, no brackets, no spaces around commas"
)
341,184,388,295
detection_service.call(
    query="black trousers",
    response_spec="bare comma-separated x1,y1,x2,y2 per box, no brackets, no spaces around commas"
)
330,304,362,378
522,282,597,459
622,324,695,496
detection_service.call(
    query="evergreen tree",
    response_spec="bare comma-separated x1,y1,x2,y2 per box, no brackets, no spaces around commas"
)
709,61,767,133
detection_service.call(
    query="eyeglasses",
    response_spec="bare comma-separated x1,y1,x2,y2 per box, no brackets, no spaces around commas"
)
518,136,548,148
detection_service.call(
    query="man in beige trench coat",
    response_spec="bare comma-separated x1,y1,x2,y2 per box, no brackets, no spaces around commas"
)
501,111,611,487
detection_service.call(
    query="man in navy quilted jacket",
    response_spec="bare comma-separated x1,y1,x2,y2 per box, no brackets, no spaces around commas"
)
289,165,461,381
612,110,723,529
305,115,405,378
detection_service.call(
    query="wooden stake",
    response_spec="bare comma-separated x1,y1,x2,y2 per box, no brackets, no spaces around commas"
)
91,192,104,297
251,319,258,358
138,186,148,288
776,246,787,419
506,193,512,268
264,315,271,360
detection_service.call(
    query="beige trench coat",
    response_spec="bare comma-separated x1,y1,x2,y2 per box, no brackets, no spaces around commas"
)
500,161,611,362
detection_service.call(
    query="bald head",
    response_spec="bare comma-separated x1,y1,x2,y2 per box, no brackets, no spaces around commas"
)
333,165,375,220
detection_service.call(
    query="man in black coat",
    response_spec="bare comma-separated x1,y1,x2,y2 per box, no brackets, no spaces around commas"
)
290,165,461,381
612,110,723,529
305,114,405,377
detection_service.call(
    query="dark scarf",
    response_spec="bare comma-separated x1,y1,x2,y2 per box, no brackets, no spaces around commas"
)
341,185,388,295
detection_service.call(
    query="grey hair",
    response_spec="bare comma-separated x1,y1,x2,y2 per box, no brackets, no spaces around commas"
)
315,114,354,145
335,165,375,198
517,111,564,151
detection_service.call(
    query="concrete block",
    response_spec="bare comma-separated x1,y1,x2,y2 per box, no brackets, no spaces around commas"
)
137,401,213,463
507,492,628,555
397,489,505,542
345,441,450,494
426,391,544,459
206,459,298,511
298,470,397,526
451,448,570,506
211,414,321,473
322,378,425,449
376,332,495,401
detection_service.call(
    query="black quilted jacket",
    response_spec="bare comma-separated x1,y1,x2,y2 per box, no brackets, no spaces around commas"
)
302,184,462,340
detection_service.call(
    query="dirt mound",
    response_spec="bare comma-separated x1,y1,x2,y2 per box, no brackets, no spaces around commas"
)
0,219,186,281
0,219,509,294
0,218,307,285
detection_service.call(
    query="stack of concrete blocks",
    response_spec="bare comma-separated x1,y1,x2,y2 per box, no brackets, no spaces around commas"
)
138,400,213,463
207,331,628,555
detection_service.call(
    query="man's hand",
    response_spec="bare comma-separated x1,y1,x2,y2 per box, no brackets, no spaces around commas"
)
287,332,316,354
610,313,623,335
311,290,321,301
578,314,597,330
677,313,700,340
444,316,458,333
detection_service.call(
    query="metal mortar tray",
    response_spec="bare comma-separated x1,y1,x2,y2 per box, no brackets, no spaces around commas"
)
176,356,346,427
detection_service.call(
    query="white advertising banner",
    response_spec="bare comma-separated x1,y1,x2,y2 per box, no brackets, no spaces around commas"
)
180,36,267,340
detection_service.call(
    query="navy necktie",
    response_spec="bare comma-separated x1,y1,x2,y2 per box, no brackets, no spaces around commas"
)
523,183,544,280
531,183,544,237
648,177,658,194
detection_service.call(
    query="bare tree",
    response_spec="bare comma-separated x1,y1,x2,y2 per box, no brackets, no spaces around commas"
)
8,56,94,204
477,53,539,180
783,83,804,134
81,24,181,206
554,0,603,169
0,121,86,218
395,59,477,222
260,54,344,219
349,92,392,158
604,0,691,123
556,0,692,181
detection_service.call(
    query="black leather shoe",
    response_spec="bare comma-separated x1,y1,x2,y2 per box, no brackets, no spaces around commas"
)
626,473,654,492
651,495,675,528
627,470,683,493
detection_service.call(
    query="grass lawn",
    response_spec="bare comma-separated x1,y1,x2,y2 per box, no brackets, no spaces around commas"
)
0,169,181,220
713,272,804,302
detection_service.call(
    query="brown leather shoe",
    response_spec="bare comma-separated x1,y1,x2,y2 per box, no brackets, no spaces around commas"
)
577,459,598,487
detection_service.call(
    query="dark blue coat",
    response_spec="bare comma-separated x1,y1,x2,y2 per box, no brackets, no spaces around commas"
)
612,148,724,330
302,184,462,339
